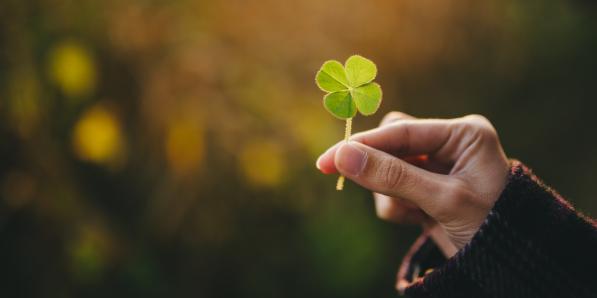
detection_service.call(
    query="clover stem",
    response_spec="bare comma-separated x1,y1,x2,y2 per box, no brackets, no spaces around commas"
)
336,117,353,191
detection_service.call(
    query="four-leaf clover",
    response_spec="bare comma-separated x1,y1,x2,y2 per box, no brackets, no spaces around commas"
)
315,55,382,119
315,55,383,190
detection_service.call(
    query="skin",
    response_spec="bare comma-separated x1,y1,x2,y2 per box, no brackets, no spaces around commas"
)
316,112,510,256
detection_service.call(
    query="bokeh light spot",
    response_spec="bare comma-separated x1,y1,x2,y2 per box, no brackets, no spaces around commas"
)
239,140,285,188
48,40,97,98
72,105,125,165
165,119,204,175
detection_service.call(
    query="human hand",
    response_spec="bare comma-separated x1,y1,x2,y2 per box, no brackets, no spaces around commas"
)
316,112,509,252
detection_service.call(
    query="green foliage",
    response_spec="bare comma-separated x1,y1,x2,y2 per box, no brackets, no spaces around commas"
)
316,55,382,119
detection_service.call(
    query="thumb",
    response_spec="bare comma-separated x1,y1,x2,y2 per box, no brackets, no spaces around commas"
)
335,141,450,215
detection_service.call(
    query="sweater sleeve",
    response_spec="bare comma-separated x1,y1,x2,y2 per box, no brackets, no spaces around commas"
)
397,161,597,298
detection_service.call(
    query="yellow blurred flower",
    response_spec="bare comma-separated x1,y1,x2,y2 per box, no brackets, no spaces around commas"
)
239,140,285,188
72,105,125,166
48,40,97,98
165,119,204,175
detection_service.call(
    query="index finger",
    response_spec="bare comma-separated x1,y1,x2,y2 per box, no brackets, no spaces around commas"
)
316,119,453,174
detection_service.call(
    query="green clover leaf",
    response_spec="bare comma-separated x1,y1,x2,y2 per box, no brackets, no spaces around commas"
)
324,91,356,118
315,55,382,119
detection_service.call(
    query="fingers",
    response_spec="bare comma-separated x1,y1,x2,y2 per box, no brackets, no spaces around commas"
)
334,141,451,215
373,193,427,224
380,111,415,126
375,112,426,225
316,118,454,174
317,111,416,174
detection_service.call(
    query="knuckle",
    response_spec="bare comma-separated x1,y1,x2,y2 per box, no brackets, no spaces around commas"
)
378,160,405,190
459,114,498,141
463,114,489,124
380,111,404,126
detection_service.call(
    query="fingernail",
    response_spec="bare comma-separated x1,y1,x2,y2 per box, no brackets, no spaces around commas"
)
336,142,367,176
315,156,322,170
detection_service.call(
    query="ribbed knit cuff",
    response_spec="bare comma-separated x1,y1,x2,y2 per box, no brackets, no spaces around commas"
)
398,161,597,298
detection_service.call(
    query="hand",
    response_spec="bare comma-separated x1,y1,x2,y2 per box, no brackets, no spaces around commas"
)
316,112,509,253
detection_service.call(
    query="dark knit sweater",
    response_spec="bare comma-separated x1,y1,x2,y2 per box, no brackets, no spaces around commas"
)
397,161,597,298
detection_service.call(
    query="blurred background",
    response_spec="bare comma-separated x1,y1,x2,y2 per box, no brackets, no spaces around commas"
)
0,0,596,297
